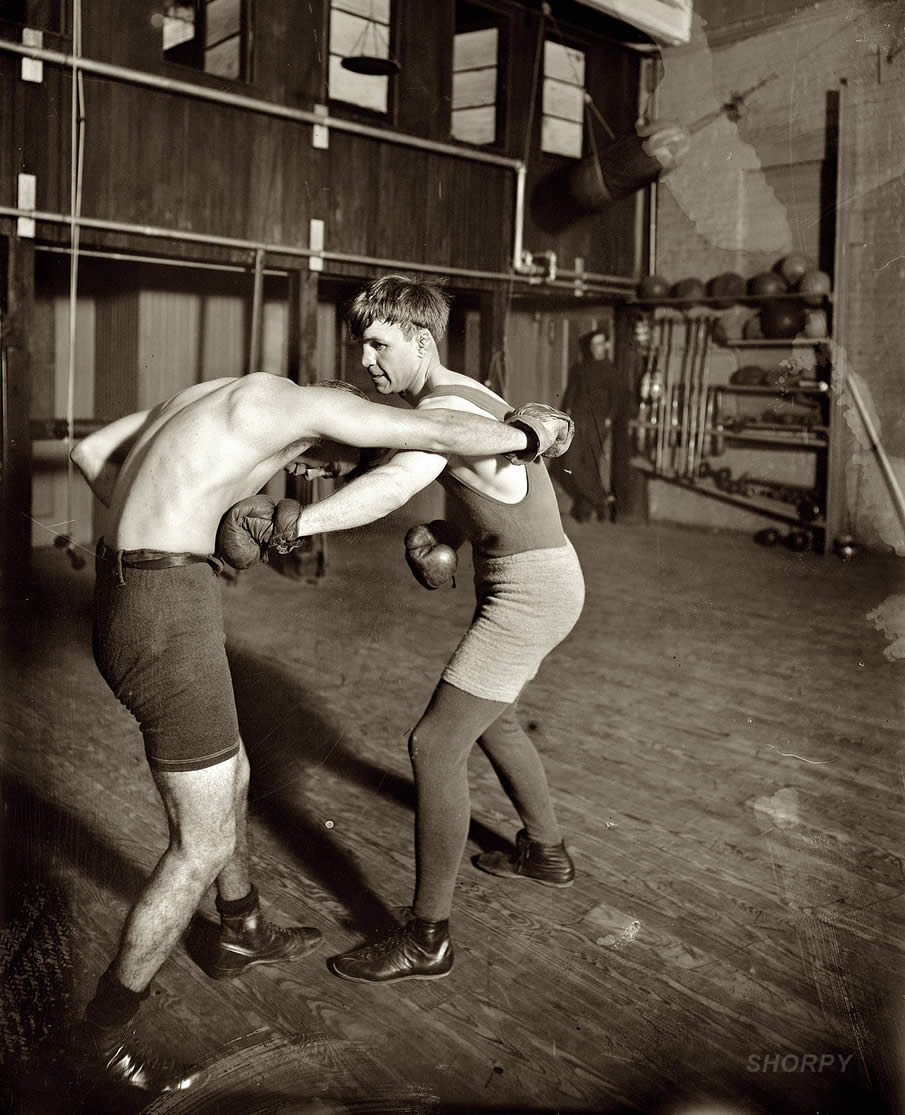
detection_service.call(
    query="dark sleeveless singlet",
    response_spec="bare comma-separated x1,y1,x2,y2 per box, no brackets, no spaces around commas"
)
420,384,566,559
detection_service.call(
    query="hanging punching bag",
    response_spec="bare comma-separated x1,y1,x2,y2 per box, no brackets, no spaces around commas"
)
568,120,690,211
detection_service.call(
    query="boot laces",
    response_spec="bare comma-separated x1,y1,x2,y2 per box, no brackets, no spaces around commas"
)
348,924,415,961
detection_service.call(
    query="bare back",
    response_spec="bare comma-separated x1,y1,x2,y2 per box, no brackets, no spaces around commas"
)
107,377,302,552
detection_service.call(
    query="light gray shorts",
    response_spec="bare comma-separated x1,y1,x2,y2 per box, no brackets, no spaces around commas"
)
442,540,585,703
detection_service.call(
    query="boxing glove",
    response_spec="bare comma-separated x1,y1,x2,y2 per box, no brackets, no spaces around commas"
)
216,494,277,569
404,520,465,590
504,403,575,462
269,498,307,555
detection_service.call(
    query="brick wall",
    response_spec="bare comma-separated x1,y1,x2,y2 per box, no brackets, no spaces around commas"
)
647,0,905,554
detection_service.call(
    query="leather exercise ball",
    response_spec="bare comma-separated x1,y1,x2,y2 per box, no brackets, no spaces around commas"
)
760,300,805,339
672,277,706,302
778,252,815,286
749,271,788,297
798,269,832,306
707,272,746,308
638,274,671,301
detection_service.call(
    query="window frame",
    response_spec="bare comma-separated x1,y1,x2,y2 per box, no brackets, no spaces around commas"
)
162,0,255,86
448,0,511,152
326,0,397,122
539,34,588,163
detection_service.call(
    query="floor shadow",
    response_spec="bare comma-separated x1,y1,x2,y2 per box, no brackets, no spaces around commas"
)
227,645,513,936
228,644,400,936
1,772,148,909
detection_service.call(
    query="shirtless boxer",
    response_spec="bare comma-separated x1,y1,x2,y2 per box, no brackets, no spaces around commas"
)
70,371,569,1095
219,278,585,985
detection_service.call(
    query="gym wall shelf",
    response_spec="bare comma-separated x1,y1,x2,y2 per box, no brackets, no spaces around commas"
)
629,293,835,552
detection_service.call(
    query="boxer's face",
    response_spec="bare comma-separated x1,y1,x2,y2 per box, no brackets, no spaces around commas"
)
285,440,361,480
359,319,420,395
589,333,608,361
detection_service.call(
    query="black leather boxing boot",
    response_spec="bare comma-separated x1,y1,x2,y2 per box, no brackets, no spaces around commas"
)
474,829,575,888
210,887,322,979
74,1018,205,1095
329,916,454,983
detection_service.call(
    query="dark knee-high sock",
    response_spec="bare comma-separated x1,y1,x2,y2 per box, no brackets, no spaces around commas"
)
477,706,562,845
84,965,150,1030
409,682,509,922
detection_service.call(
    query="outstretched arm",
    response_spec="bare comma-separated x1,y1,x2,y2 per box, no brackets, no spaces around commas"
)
70,408,154,507
245,379,530,458
289,451,447,540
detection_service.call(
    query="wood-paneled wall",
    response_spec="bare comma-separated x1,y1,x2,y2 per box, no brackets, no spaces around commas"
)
3,1,644,281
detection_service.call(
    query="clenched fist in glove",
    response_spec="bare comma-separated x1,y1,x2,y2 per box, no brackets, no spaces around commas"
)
404,519,466,590
269,498,307,555
503,403,575,463
216,494,277,569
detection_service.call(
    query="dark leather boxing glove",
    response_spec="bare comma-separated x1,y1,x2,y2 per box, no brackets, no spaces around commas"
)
269,498,307,555
216,494,276,569
404,520,465,590
504,403,575,462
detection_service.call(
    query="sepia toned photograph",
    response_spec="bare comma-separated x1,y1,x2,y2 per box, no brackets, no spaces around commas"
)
1,1,903,1112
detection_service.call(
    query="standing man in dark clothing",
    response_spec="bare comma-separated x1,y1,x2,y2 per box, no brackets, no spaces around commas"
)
553,327,617,522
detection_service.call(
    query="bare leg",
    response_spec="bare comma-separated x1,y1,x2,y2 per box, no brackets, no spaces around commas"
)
214,739,252,902
110,754,242,992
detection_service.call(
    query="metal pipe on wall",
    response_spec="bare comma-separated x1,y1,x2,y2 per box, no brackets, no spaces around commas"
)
38,243,288,275
0,206,634,297
249,247,264,373
0,37,636,292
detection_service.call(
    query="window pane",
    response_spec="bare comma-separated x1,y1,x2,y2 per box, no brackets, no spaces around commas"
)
205,0,240,48
452,67,497,110
544,40,584,84
543,77,584,123
542,116,583,159
329,56,388,113
452,105,496,145
330,8,389,58
453,27,497,71
205,35,240,78
163,4,196,51
329,0,392,113
333,0,389,20
542,40,585,157
452,9,500,146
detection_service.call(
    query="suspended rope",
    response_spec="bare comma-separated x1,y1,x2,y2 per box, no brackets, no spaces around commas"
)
63,0,86,568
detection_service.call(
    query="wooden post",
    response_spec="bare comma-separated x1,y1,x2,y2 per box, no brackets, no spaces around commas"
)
611,304,648,523
287,269,320,387
1,235,35,604
479,286,508,396
282,268,323,577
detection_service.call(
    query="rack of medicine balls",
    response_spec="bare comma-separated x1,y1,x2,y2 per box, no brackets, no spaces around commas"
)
627,252,838,554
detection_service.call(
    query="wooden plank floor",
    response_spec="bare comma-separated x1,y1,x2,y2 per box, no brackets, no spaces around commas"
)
2,514,904,1114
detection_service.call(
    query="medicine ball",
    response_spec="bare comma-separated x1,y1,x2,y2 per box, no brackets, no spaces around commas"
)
749,271,787,297
798,269,832,305
672,277,706,303
743,313,764,340
760,300,805,339
638,274,671,301
778,253,815,286
707,272,746,308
